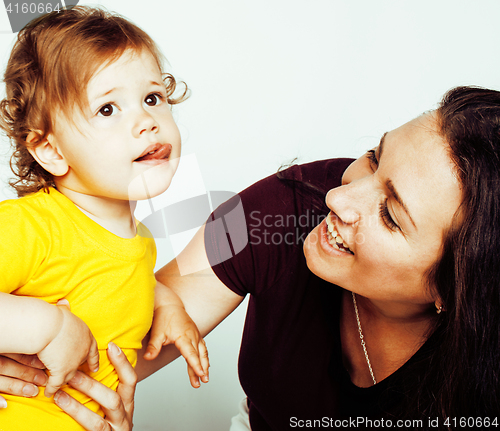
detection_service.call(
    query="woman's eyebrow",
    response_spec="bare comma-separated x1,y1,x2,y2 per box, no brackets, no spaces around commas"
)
377,132,388,160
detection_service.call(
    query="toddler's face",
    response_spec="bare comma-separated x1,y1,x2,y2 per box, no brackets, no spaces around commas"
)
50,48,181,201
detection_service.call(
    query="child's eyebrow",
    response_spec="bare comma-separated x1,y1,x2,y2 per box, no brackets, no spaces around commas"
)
91,81,165,101
91,87,119,101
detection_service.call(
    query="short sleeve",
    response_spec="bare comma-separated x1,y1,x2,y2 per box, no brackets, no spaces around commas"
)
204,158,353,297
0,200,48,292
137,221,157,268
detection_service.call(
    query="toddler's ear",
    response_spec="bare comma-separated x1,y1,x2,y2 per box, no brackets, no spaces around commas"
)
26,131,69,177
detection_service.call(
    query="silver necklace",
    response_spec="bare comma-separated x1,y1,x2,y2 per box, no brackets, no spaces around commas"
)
351,292,377,385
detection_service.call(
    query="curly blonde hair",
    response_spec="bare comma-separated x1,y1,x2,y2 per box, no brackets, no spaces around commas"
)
0,6,188,197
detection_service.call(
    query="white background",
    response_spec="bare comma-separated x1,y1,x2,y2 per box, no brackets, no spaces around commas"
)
1,1,500,430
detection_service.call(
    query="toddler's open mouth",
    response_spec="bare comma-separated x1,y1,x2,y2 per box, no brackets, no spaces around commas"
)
134,143,172,162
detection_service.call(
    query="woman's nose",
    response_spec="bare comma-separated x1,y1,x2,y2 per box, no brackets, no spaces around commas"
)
326,178,373,226
132,109,159,138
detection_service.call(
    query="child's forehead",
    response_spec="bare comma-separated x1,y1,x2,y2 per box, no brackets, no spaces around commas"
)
87,49,162,98
91,48,160,81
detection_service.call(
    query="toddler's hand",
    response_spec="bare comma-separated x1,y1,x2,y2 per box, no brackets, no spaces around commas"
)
144,304,209,388
38,300,99,398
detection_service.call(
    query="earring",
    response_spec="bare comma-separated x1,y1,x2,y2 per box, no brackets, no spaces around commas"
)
436,304,443,314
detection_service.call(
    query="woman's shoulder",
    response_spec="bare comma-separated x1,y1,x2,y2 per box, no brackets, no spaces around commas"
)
237,157,354,204
278,157,354,189
205,158,354,297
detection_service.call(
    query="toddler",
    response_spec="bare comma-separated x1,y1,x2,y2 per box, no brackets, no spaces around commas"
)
0,6,208,430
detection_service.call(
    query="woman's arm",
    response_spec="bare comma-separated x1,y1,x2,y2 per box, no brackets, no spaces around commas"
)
136,223,245,381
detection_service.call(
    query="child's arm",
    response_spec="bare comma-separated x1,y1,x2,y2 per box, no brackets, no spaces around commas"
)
0,293,99,397
143,282,209,388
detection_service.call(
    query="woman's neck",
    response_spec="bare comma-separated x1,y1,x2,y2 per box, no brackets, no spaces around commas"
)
55,184,137,238
340,289,437,388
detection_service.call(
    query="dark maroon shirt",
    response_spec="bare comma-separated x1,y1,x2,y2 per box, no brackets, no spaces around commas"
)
205,159,424,430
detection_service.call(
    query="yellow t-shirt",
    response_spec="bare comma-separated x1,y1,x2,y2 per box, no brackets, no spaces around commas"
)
0,188,156,431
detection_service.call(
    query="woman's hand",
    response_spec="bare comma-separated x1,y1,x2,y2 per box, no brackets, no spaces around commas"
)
0,354,48,407
54,342,136,431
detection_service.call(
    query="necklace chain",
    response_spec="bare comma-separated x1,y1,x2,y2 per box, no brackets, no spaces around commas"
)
351,292,377,385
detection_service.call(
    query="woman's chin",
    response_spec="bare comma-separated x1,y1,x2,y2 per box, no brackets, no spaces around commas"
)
304,223,352,287
303,226,324,274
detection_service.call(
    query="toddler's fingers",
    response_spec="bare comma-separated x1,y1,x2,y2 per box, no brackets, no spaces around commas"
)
44,378,62,398
175,337,205,378
199,340,210,383
44,371,74,398
56,298,71,310
143,333,165,361
187,364,201,389
86,337,100,373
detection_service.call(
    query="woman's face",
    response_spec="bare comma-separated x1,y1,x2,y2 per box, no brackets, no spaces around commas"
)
303,113,462,313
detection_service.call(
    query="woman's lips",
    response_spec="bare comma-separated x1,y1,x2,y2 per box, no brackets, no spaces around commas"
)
319,218,354,256
134,143,172,162
325,212,353,254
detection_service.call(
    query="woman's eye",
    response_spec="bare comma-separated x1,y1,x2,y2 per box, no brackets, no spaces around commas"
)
98,104,115,117
379,199,399,231
366,149,378,168
145,93,162,106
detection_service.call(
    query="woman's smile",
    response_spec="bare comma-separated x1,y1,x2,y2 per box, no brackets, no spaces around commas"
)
304,113,462,311
324,212,354,254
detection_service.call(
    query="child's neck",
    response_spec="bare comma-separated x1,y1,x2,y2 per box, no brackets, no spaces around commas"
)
56,185,137,239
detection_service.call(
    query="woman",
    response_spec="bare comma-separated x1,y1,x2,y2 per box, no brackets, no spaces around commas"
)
1,86,499,429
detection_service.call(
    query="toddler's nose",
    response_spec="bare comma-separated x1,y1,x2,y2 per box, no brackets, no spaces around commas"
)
133,109,159,138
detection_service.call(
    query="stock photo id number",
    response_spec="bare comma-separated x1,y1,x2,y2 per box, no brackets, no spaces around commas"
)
1,1,79,33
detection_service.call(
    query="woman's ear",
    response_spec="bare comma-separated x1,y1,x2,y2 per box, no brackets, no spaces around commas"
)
434,299,445,314
26,131,69,177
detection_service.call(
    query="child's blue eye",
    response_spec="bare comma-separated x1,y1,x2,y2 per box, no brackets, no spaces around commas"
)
98,104,115,117
145,93,161,106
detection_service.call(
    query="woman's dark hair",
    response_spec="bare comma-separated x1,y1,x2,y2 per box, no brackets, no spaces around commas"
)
389,86,500,427
278,86,500,427
420,86,500,421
